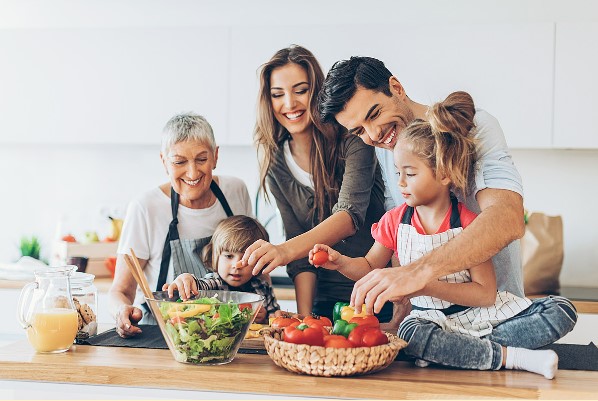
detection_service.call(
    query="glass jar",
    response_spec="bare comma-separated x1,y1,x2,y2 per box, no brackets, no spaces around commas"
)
70,272,98,342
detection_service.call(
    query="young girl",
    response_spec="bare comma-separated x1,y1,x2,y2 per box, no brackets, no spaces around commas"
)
165,215,280,324
310,91,577,379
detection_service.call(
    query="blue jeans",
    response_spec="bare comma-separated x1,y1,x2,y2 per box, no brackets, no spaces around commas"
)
398,296,578,370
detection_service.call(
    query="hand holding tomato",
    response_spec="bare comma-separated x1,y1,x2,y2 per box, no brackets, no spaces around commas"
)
308,244,346,271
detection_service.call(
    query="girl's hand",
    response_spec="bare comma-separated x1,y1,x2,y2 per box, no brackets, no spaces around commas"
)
254,305,267,324
308,244,344,271
240,239,292,276
163,273,198,300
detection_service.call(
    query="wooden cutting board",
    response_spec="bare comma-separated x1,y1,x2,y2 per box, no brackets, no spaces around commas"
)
240,336,266,350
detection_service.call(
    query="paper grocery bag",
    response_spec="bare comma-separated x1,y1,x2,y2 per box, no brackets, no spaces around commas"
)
521,212,563,295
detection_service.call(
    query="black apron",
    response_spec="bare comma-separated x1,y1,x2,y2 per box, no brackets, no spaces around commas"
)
156,180,234,291
141,180,233,320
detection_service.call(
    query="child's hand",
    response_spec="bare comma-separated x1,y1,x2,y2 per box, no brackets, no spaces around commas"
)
254,305,267,324
162,273,198,300
308,244,343,271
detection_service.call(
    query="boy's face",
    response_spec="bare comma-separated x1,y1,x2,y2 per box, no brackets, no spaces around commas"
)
334,78,415,151
217,251,253,287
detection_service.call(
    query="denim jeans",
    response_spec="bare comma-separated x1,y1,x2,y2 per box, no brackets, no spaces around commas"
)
398,296,578,370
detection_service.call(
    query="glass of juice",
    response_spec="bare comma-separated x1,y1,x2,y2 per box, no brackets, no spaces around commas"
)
17,265,79,353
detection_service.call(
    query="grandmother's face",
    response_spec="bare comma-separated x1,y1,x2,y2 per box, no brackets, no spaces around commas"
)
161,140,218,208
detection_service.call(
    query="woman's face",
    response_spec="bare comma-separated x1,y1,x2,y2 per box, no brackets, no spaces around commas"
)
269,63,312,137
161,140,218,208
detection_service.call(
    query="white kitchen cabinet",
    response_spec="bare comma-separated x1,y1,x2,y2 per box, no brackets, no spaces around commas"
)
554,22,598,148
228,22,554,148
0,26,230,145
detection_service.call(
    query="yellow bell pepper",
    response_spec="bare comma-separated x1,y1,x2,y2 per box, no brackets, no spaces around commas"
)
340,304,367,321
167,303,211,318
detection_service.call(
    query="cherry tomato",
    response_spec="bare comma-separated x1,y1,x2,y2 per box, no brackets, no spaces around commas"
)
238,303,252,311
324,335,354,348
362,329,389,347
312,250,329,266
271,316,301,329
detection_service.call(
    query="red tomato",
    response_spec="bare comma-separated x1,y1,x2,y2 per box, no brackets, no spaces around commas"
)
349,315,380,329
169,316,186,325
303,315,332,327
271,317,301,329
347,325,373,347
362,329,389,347
238,303,252,311
61,234,77,243
312,250,329,266
324,335,354,348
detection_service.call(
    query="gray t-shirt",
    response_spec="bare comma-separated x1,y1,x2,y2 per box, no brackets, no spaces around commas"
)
375,109,525,297
268,134,386,303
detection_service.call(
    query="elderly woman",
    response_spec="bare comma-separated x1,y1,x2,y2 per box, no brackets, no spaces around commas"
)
108,112,252,338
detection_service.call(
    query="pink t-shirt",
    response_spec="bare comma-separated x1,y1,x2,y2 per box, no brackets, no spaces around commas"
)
371,202,477,256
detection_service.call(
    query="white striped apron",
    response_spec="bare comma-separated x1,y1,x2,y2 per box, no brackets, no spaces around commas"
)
399,197,532,337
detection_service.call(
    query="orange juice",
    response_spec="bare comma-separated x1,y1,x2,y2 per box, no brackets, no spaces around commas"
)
26,308,78,353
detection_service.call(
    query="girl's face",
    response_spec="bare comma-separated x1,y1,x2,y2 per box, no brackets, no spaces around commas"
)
269,63,312,137
394,138,451,207
161,140,218,209
217,251,253,287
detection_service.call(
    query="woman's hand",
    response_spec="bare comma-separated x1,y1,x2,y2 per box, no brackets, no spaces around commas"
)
163,273,198,300
308,244,346,271
240,239,292,276
115,304,143,338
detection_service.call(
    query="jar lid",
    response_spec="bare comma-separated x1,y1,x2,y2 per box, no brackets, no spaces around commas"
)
70,271,95,286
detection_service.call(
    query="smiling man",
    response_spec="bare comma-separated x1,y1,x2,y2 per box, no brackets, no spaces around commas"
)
318,56,526,315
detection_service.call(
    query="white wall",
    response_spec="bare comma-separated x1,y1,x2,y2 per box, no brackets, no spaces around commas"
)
1,0,598,288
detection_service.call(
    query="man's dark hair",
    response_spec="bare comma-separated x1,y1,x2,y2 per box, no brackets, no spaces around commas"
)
318,56,393,123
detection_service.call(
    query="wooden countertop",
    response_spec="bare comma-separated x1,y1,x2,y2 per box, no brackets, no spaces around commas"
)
0,339,597,399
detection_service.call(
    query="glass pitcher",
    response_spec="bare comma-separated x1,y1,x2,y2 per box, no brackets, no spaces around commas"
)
17,265,79,353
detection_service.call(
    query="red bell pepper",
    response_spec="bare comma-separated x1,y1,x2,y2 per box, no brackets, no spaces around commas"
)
349,315,380,329
283,323,325,346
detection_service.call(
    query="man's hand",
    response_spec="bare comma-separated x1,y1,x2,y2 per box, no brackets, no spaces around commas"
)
351,265,429,315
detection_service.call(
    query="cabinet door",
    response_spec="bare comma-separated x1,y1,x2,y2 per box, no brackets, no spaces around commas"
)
0,27,229,145
554,23,598,148
229,23,554,148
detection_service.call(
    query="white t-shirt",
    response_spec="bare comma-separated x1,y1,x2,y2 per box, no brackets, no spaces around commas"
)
117,175,253,306
283,140,314,189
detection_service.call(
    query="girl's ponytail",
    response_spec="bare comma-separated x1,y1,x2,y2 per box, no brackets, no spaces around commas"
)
427,91,477,195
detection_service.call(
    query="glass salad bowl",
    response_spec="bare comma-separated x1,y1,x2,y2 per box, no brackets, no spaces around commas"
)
146,290,264,365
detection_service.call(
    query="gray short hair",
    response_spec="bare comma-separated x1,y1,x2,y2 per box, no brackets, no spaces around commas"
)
161,112,217,154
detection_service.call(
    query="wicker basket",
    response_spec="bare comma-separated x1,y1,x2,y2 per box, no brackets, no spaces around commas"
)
263,328,407,377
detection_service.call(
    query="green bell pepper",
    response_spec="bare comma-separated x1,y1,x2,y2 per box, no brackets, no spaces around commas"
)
332,319,358,338
333,301,350,322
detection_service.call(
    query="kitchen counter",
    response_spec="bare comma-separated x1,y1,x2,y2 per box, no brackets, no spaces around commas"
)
1,339,597,399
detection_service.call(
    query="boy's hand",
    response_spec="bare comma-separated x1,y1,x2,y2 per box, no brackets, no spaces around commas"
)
162,273,198,300
254,305,267,324
308,244,344,271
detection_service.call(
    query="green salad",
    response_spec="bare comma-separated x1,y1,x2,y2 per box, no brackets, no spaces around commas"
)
158,296,254,364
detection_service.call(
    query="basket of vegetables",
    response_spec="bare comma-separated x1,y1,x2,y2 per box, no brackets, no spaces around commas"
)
263,305,407,377
146,290,263,365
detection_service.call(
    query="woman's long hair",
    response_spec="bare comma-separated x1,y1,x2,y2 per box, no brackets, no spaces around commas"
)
254,45,344,222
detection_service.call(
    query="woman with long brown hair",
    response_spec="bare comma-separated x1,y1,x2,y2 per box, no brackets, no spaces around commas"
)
240,45,391,320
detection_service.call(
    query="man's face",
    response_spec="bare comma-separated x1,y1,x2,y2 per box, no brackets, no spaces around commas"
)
335,82,415,151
